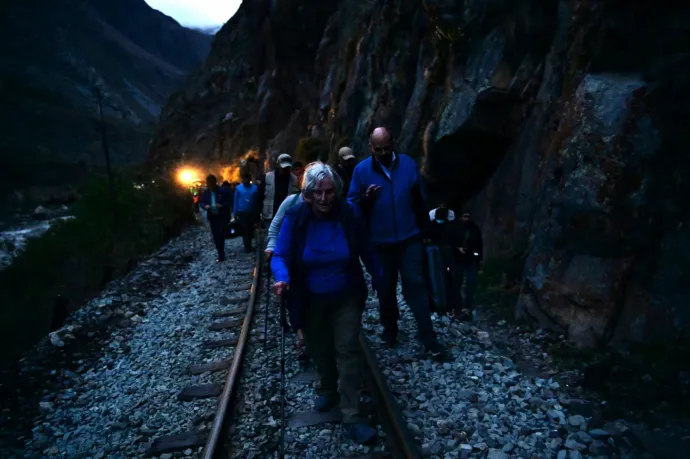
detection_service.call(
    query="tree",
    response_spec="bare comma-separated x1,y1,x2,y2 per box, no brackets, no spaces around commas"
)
86,68,117,224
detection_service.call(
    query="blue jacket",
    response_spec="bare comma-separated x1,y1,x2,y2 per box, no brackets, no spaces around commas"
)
271,200,383,316
347,153,430,246
233,183,258,213
199,187,231,219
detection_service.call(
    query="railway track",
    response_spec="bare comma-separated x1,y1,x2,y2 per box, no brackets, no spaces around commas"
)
147,229,419,459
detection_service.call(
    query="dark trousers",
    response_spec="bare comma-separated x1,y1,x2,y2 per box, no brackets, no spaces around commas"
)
376,239,438,349
453,261,478,312
237,212,255,252
301,293,363,423
208,214,227,259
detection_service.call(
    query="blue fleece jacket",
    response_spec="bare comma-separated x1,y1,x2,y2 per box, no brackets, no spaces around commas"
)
233,183,258,213
301,220,351,294
271,201,382,306
347,153,428,245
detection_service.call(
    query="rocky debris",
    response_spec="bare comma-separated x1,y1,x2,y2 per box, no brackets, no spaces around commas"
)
359,280,660,458
1,221,686,458
0,225,254,458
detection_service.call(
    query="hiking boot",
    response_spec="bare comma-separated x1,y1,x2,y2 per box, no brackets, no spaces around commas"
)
314,393,339,412
344,423,377,444
426,342,452,362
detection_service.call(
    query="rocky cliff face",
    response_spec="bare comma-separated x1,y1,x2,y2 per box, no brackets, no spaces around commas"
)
0,0,212,202
149,0,690,350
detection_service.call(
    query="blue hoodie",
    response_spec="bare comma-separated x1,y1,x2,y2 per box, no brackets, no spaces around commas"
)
347,153,429,246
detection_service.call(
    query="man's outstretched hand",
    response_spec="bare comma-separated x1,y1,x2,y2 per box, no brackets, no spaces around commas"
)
365,185,382,198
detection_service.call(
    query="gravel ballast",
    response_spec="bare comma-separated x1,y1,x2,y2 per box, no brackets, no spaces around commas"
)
0,224,666,459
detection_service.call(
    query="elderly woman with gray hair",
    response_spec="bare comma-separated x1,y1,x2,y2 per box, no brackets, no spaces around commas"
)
271,162,382,444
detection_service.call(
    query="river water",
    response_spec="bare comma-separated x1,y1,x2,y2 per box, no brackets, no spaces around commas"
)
0,215,75,270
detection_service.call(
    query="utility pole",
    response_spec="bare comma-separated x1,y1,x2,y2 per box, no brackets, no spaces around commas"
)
93,83,118,225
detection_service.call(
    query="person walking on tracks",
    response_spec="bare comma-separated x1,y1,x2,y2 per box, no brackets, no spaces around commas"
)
233,173,259,253
334,146,358,197
453,210,483,321
257,153,299,226
347,127,450,362
265,189,308,362
199,174,231,262
271,162,383,444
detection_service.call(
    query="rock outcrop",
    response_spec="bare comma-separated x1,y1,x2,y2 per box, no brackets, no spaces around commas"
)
149,0,690,350
0,0,212,199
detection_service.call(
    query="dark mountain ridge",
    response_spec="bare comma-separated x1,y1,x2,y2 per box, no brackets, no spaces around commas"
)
0,0,213,205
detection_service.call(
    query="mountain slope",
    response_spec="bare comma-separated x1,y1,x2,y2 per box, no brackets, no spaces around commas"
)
149,0,690,352
0,0,213,200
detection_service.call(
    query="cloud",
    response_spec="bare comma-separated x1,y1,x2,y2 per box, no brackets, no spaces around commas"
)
145,0,241,28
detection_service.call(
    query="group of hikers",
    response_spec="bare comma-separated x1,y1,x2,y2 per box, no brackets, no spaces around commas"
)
196,157,306,259
198,126,483,444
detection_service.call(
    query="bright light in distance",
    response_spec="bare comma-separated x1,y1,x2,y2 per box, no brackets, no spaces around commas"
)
177,167,202,186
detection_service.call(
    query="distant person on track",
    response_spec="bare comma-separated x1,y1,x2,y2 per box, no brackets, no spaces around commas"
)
233,173,259,253
271,162,383,444
454,210,483,321
335,146,357,197
428,204,465,318
199,174,231,262
347,127,450,362
257,153,299,226
265,188,307,361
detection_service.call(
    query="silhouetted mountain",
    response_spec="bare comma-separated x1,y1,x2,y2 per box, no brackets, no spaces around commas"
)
0,0,213,202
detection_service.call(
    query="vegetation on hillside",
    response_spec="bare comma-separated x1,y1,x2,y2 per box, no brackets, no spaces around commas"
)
0,172,195,361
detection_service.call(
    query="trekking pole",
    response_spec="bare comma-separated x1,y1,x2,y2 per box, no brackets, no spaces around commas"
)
279,294,287,459
264,262,271,350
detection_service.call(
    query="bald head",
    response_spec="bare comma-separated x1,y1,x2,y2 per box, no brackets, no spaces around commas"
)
370,127,394,166
370,127,391,144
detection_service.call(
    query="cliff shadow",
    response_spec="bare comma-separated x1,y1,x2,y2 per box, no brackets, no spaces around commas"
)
423,88,526,209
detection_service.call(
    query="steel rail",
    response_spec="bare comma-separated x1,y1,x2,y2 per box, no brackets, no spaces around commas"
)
359,333,421,459
201,230,264,459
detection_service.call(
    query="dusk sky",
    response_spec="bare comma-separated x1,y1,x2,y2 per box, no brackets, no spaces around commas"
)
145,0,241,28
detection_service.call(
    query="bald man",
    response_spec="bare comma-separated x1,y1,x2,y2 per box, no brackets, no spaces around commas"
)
347,127,449,362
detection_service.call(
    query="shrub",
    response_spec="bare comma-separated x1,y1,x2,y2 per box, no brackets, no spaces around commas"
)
0,172,195,361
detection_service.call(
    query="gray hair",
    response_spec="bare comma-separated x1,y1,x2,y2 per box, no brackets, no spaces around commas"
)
301,161,343,197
